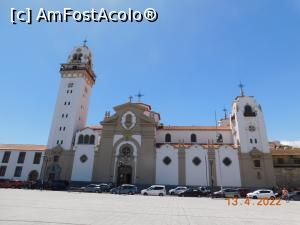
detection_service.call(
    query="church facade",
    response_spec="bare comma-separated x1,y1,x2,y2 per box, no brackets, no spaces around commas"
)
43,43,276,188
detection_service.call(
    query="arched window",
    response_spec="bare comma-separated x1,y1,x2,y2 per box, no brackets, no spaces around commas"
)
191,134,197,143
84,135,89,144
216,134,223,143
78,135,84,144
244,105,257,117
89,135,95,145
165,133,171,143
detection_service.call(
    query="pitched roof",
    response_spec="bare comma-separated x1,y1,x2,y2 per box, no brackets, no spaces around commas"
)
158,126,232,131
272,149,300,156
0,144,46,151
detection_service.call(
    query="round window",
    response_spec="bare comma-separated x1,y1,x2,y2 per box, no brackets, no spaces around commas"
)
192,157,201,166
80,155,88,163
163,156,172,165
223,157,232,166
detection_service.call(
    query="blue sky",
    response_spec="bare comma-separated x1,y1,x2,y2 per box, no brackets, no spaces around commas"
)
0,0,299,145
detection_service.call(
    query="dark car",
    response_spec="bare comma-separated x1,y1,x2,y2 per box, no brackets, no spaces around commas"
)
213,188,240,198
110,184,138,195
289,191,300,201
179,188,206,197
198,187,211,196
0,179,11,188
47,180,69,190
0,179,24,189
98,183,111,192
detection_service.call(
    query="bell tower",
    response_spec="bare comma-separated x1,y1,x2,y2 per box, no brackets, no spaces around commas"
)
47,41,96,150
230,84,269,153
230,83,276,187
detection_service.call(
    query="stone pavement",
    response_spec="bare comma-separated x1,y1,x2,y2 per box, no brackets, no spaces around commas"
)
0,189,299,225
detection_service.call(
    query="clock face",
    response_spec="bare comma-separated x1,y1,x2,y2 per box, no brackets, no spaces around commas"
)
121,111,136,130
249,125,256,132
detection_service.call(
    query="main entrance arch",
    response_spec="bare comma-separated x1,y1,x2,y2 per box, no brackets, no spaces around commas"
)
117,165,133,185
114,143,137,185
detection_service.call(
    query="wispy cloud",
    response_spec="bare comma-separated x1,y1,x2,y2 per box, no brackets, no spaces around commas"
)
281,140,300,148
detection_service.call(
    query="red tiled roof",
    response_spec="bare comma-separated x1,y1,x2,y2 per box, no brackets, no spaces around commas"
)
0,144,46,151
158,126,232,131
272,149,300,156
88,125,103,130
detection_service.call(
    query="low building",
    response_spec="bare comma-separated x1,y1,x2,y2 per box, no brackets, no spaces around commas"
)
0,144,45,181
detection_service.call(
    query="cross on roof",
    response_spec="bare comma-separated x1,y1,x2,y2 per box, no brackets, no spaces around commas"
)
83,38,88,47
223,108,228,119
128,96,133,103
135,91,144,103
238,81,245,97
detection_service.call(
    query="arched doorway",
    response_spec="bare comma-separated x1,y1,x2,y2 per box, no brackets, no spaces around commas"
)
28,170,39,181
45,164,61,182
117,165,133,185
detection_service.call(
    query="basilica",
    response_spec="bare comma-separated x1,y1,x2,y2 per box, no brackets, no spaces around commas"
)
42,43,277,188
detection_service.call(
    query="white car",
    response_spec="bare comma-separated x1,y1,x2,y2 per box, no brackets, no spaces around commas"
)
169,186,188,195
141,185,166,196
247,189,275,200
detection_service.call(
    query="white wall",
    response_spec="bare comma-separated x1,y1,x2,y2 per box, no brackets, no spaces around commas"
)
215,146,241,187
71,128,99,182
0,150,44,181
156,130,233,145
185,145,209,186
155,145,178,185
47,74,93,150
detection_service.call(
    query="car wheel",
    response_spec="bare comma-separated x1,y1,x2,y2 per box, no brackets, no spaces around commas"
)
128,191,133,195
270,196,275,200
143,193,148,196
253,196,258,199
159,193,164,197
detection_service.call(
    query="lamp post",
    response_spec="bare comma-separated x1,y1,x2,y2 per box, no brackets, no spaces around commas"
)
42,155,48,190
210,160,214,198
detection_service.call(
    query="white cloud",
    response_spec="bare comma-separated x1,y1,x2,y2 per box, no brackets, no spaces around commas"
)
281,140,300,148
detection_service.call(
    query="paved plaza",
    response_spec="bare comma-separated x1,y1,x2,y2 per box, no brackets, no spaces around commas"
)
0,189,299,225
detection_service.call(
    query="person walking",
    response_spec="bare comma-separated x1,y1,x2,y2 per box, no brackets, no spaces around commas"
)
282,187,289,203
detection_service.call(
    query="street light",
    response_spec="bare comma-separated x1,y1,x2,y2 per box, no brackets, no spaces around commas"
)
210,160,214,198
42,155,48,190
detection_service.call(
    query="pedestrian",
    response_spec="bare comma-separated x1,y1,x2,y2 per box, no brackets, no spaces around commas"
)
282,187,289,203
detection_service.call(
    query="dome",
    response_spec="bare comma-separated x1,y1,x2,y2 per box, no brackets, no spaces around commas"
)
67,44,93,66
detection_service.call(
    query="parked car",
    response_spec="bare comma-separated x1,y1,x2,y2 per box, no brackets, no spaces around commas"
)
213,188,240,198
141,185,166,196
98,183,111,192
110,184,138,195
288,191,300,201
0,179,11,188
81,184,103,193
198,187,211,196
247,190,275,200
169,186,188,195
0,179,24,189
178,188,207,197
47,180,69,191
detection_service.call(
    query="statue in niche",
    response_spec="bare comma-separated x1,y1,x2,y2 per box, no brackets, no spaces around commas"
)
125,114,132,129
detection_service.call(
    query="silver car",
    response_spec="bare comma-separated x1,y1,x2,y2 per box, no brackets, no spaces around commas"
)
81,184,102,193
169,186,188,195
